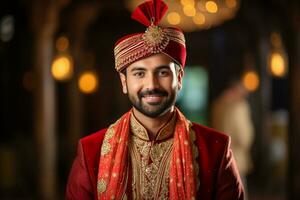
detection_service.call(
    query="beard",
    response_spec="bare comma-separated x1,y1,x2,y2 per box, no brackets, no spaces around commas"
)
128,88,177,118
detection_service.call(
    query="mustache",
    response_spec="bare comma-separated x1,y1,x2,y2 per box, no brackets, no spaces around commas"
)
138,89,168,98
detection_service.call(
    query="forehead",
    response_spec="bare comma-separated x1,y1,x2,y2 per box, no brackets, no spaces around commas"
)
126,53,173,71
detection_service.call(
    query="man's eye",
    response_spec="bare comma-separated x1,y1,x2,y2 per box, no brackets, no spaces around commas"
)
133,72,144,77
158,70,169,76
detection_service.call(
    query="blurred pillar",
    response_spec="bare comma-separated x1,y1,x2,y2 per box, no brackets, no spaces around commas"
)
287,2,300,199
255,37,273,184
65,1,101,155
31,1,68,199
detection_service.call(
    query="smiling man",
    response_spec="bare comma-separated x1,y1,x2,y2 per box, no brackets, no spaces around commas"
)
119,54,182,137
66,0,244,200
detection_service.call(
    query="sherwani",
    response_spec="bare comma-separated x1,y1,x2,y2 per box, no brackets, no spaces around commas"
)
66,115,244,200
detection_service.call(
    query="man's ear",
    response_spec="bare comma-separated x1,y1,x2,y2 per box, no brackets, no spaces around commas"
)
119,72,128,94
177,68,184,90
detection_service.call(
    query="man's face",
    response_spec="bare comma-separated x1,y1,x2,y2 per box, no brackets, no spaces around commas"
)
119,53,183,118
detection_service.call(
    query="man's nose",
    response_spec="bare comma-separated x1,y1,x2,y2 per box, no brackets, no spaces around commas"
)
145,73,159,90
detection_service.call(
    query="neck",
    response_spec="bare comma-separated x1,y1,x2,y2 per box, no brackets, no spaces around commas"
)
132,107,175,140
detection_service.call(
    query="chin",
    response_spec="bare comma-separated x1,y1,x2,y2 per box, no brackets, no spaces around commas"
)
146,106,174,118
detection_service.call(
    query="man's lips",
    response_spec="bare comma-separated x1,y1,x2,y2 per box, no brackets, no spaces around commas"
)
142,94,164,103
138,89,168,104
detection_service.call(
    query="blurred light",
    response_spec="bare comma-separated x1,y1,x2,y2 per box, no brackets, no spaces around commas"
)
78,71,98,94
51,55,73,81
193,12,206,25
225,0,237,8
22,71,35,91
243,70,259,92
205,1,218,13
0,15,14,42
56,36,69,52
167,12,181,25
183,5,196,17
125,0,240,32
270,52,286,77
270,32,282,48
181,0,195,6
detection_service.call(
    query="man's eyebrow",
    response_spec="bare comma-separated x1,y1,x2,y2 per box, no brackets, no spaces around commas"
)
130,67,146,72
129,65,171,72
156,65,172,70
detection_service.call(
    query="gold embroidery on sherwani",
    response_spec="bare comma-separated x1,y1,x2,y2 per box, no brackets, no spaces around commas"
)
97,179,107,193
100,122,116,156
129,114,176,200
189,124,200,190
98,122,118,195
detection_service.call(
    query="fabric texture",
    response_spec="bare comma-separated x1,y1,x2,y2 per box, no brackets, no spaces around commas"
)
96,108,197,200
66,117,245,200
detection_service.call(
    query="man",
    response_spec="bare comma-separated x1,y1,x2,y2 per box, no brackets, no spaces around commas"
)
211,77,254,199
66,0,244,199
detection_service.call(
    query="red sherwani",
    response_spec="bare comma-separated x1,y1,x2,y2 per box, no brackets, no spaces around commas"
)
66,123,244,200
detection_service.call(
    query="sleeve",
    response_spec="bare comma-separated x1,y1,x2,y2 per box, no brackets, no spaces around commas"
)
66,142,94,200
215,138,245,200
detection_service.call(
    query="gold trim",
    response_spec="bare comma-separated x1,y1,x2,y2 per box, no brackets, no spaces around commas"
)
114,27,185,72
100,141,111,156
100,124,116,156
130,112,176,141
105,128,115,140
129,134,173,199
97,179,107,194
189,124,200,190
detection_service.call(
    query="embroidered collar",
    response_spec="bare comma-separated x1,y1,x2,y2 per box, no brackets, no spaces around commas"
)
130,112,176,141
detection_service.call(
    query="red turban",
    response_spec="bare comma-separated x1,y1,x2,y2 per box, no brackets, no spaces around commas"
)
114,0,186,72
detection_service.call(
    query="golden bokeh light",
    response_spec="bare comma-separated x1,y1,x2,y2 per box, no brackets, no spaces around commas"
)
270,52,286,77
125,0,240,32
78,71,98,94
243,70,259,92
193,12,206,25
56,36,69,52
180,0,195,6
205,1,218,13
183,5,196,17
51,56,73,81
167,12,181,25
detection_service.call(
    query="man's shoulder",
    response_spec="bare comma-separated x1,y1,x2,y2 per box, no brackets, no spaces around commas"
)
81,128,107,141
80,128,108,152
191,123,231,169
191,122,230,147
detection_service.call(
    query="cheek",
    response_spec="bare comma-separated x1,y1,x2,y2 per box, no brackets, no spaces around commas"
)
126,79,142,94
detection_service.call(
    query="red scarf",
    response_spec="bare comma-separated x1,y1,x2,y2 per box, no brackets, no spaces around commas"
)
97,108,197,199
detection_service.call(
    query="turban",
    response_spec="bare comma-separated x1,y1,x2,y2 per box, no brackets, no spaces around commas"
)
114,0,186,72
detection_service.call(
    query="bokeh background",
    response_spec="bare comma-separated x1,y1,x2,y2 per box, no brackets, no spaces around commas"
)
1,0,300,199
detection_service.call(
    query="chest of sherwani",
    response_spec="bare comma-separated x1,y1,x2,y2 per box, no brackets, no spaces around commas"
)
129,114,200,200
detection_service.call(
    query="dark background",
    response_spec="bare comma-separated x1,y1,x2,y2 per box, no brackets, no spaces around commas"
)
1,0,299,199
